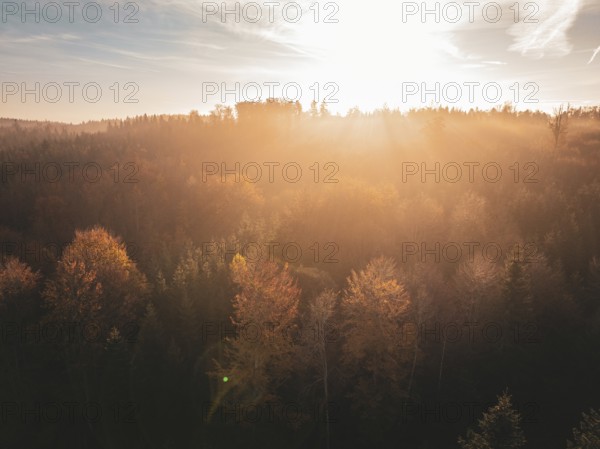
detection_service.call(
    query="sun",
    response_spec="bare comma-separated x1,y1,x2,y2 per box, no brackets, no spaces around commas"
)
283,1,463,113
191,1,492,115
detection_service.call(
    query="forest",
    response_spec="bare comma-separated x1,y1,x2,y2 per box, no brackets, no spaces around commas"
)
1,101,600,448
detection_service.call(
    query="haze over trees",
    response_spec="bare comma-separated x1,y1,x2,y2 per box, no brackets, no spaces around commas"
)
1,102,600,448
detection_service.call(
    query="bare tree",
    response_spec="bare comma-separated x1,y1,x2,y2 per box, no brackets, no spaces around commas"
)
549,103,571,151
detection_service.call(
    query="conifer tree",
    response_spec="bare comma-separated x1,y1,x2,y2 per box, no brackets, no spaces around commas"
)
567,408,600,449
458,391,526,449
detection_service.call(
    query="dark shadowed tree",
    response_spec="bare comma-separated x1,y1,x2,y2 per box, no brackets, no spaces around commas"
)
458,391,526,449
0,257,40,410
0,257,39,322
567,408,600,449
306,289,338,449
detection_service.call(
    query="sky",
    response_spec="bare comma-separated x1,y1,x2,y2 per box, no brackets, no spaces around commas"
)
0,0,599,122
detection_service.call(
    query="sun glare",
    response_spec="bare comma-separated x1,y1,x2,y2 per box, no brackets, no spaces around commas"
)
286,1,466,113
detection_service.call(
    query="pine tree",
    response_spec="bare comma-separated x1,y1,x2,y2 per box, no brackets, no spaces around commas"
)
458,391,526,449
310,100,319,118
131,303,187,447
586,257,600,316
502,259,533,323
567,408,600,449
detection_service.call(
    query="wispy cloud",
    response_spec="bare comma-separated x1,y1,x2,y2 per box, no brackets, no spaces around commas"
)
75,57,137,70
588,45,600,64
507,0,584,58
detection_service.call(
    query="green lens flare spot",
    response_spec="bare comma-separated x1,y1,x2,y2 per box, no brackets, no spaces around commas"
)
222,376,229,383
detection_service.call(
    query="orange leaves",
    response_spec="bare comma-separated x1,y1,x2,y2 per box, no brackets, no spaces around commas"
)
229,255,299,323
43,226,147,338
44,259,103,320
0,257,39,303
344,256,410,321
0,257,40,322
219,255,301,404
340,257,413,410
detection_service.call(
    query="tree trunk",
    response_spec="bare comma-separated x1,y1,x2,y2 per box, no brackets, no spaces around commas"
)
408,335,418,398
438,336,447,392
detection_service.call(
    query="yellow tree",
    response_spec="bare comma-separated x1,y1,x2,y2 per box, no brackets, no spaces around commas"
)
214,254,300,406
42,227,149,446
43,226,148,341
0,257,39,320
341,256,412,413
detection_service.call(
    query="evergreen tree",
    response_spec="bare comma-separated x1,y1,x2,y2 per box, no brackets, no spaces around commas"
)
502,259,533,324
567,408,600,449
458,391,526,449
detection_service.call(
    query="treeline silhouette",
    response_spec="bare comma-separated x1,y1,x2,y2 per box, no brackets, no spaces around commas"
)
1,101,600,449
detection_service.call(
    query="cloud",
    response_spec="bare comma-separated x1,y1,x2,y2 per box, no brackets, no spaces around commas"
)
507,0,584,58
588,45,600,64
